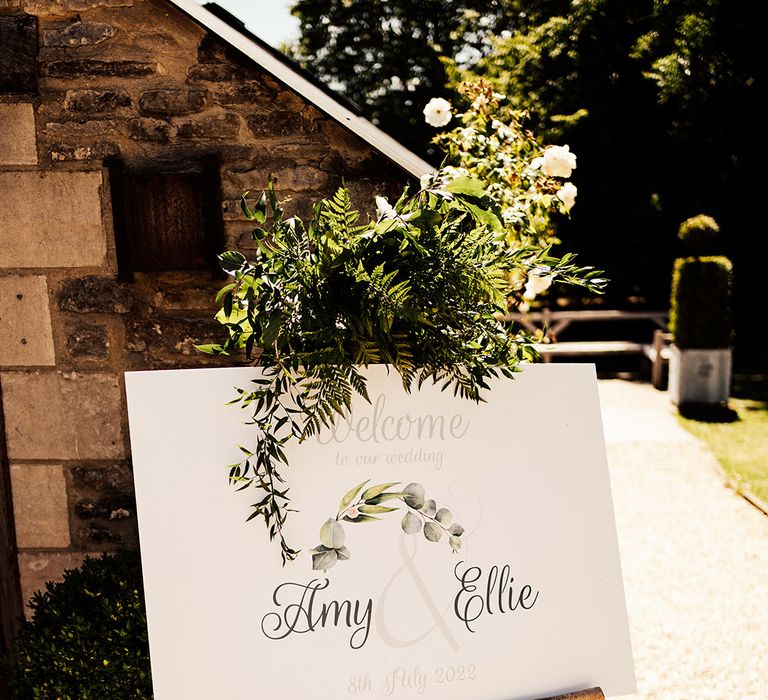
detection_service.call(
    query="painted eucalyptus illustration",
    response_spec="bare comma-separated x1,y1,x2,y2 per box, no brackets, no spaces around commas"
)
309,480,464,571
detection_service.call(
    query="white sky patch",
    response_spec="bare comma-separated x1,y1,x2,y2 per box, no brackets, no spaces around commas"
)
192,0,300,48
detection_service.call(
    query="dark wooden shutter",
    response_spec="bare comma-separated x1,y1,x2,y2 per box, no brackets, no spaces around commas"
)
109,159,224,279
0,14,38,94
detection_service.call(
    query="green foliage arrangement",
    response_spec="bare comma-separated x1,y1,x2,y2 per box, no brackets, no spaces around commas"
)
200,87,604,562
0,552,152,700
678,214,720,255
670,255,732,349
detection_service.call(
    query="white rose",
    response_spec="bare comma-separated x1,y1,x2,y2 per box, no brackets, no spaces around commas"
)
375,195,397,220
423,97,452,127
523,267,554,300
419,171,435,189
557,182,578,210
540,144,577,178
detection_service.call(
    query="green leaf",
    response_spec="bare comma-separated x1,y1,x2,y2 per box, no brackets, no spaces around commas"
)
445,176,486,198
358,504,398,515
401,511,421,534
219,251,246,272
361,482,400,502
366,491,407,504
423,521,443,542
194,343,226,355
338,480,369,512
240,192,256,220
342,513,380,523
462,201,503,231
254,191,268,224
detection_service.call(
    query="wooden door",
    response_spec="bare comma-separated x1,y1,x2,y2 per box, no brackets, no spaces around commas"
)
0,379,22,696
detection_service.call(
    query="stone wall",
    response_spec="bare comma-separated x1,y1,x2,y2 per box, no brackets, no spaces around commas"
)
0,0,405,614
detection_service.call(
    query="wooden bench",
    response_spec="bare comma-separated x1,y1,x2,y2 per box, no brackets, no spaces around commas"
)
503,310,671,387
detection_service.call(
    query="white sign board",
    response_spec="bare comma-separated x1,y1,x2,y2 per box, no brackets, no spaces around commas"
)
125,364,635,700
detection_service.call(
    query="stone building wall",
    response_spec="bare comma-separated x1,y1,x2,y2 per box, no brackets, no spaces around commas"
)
0,0,406,613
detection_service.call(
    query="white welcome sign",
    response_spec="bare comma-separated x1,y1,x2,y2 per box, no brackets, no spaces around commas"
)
125,364,635,700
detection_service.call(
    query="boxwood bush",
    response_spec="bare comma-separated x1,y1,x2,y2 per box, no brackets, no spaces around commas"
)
670,255,733,349
0,551,152,699
678,214,721,255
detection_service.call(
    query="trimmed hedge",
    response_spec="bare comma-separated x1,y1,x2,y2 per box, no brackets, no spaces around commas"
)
670,255,733,349
0,551,152,699
678,214,720,255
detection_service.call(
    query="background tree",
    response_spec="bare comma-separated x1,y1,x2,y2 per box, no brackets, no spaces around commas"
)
290,0,518,156
460,0,764,359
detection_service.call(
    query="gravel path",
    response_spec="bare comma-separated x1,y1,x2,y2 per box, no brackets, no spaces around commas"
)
599,380,767,700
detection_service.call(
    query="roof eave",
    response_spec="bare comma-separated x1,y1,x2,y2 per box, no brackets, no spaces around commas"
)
168,0,434,180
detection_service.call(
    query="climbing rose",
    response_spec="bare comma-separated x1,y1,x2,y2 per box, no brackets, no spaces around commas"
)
540,145,577,178
523,267,554,300
557,182,578,210
423,97,452,127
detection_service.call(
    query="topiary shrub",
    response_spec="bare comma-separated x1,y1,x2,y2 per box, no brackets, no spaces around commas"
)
669,255,733,349
0,551,152,699
678,214,720,255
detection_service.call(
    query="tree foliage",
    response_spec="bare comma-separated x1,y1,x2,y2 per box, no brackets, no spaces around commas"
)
290,0,518,156
455,0,764,340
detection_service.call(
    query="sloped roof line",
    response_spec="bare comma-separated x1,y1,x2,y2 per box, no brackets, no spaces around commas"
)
168,0,434,179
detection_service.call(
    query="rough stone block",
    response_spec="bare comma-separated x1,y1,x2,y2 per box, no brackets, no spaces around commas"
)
0,371,125,460
64,89,131,113
66,324,110,359
50,141,120,162
42,59,155,78
187,62,238,82
58,276,134,313
25,0,132,12
0,276,56,367
43,21,116,47
214,82,272,106
10,464,70,549
47,144,117,162
17,552,87,615
126,315,223,366
176,112,240,141
45,119,125,140
0,171,105,268
128,118,170,143
247,111,305,137
69,462,137,549
139,89,206,116
0,103,37,165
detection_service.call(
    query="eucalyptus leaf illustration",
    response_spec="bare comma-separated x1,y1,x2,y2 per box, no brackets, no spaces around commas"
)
403,482,425,510
401,511,421,534
312,478,466,569
359,504,399,515
361,482,400,501
311,546,338,572
342,513,380,523
423,521,443,542
339,480,370,513
320,518,345,549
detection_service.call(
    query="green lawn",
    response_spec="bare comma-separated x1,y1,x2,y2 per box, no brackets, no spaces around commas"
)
678,374,768,509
